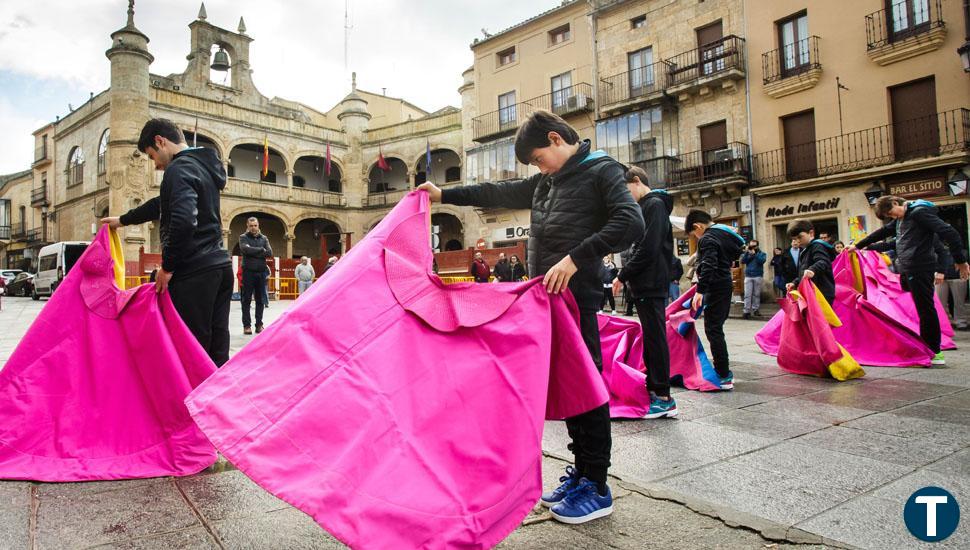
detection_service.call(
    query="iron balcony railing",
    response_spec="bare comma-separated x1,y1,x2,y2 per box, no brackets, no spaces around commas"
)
472,83,593,141
666,35,745,88
362,189,410,208
26,228,46,244
762,36,821,85
753,108,970,185
31,186,47,206
866,0,944,50
631,142,751,189
0,225,10,240
599,61,668,107
10,227,27,241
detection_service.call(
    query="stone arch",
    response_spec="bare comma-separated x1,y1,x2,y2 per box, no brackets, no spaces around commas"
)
293,152,344,193
225,204,293,230
367,156,408,192
227,141,289,182
431,212,464,251
182,127,225,159
414,148,463,185
293,217,343,259
228,212,288,259
97,129,110,175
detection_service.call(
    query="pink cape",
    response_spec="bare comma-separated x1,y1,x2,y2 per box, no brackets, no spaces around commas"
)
185,191,609,549
597,315,651,417
776,279,864,380
667,286,724,391
0,226,217,481
756,250,952,367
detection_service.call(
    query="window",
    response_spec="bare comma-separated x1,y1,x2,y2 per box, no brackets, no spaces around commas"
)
631,15,646,29
260,170,277,184
497,47,516,66
465,137,530,184
293,175,306,188
97,129,109,174
548,24,570,46
498,91,517,128
445,166,461,182
889,0,929,38
0,199,10,238
628,47,654,95
328,179,341,193
227,164,235,178
551,72,573,112
68,146,84,186
777,12,809,74
19,206,26,234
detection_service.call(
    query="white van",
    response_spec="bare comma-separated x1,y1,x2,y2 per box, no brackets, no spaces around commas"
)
33,241,89,300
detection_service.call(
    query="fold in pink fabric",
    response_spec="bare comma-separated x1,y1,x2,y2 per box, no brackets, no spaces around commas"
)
597,315,651,417
667,286,724,391
756,250,949,367
0,226,217,481
185,191,609,549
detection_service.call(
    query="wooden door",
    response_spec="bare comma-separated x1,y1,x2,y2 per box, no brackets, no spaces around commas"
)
782,110,817,180
890,76,938,161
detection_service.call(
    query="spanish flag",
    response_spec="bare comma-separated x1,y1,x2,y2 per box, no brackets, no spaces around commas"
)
262,136,269,177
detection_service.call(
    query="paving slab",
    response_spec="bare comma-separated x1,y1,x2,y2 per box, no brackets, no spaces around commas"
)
693,409,830,441
792,425,962,467
85,527,219,549
211,507,346,550
742,396,873,425
0,502,30,550
842,411,970,448
176,470,289,522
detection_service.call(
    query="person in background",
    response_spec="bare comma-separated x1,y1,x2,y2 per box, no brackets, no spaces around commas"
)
935,239,968,331
238,217,273,335
509,254,527,281
295,256,315,295
470,251,490,283
600,256,618,313
834,241,845,254
493,252,512,282
740,239,767,319
669,256,684,305
770,247,790,298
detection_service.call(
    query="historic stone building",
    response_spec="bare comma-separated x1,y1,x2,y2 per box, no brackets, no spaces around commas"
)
2,3,466,271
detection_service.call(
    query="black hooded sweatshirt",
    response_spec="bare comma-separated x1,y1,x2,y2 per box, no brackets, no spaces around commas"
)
792,239,836,305
441,140,644,309
617,190,674,299
695,224,745,295
120,147,230,277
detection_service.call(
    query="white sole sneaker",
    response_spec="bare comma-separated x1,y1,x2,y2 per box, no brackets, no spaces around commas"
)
550,504,614,524
643,408,679,419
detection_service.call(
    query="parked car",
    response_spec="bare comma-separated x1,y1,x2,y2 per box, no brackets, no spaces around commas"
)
1,269,23,285
33,241,89,300
6,272,35,297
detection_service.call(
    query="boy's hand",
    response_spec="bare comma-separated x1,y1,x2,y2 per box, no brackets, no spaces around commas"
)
416,182,442,203
154,268,173,295
691,291,703,312
611,277,622,297
100,216,123,229
958,263,970,280
544,255,577,295
844,244,857,253
786,282,794,292
804,269,815,279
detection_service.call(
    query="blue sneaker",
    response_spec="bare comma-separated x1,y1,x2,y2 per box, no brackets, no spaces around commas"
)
643,396,678,419
549,478,613,524
540,465,580,507
719,371,734,390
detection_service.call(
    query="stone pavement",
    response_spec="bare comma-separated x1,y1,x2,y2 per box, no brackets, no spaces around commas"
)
2,295,969,548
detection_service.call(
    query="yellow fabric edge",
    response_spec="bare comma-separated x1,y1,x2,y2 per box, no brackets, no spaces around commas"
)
813,286,842,327
828,344,865,381
849,252,864,294
108,227,126,288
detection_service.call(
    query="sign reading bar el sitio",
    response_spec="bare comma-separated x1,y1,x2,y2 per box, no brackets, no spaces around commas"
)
887,178,945,199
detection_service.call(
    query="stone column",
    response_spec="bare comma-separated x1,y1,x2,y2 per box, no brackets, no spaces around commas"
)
285,232,295,259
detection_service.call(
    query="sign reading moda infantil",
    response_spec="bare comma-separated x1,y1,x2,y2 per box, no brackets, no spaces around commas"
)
765,198,841,219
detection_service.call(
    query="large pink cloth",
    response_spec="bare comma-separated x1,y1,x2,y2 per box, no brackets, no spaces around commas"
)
185,191,609,549
756,250,950,367
0,227,217,481
597,315,651,417
667,286,724,391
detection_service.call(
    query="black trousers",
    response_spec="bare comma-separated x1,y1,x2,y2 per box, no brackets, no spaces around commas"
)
600,287,616,311
565,308,612,485
624,285,636,315
902,271,941,354
241,270,266,328
168,266,233,367
635,296,671,397
702,286,733,378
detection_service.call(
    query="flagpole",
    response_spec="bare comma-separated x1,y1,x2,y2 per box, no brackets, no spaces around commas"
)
193,116,198,147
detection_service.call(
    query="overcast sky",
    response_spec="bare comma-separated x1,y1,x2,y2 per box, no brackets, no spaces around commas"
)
0,0,563,173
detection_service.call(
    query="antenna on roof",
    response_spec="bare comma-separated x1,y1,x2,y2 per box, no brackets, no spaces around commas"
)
344,0,353,85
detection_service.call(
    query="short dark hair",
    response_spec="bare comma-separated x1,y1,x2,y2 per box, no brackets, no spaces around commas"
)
787,219,815,238
624,165,649,184
138,118,185,153
514,110,580,164
684,210,712,233
874,195,905,218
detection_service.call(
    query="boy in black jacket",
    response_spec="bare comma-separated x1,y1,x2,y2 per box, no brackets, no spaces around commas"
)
613,166,677,418
848,196,970,365
786,219,837,306
685,210,744,389
418,110,644,524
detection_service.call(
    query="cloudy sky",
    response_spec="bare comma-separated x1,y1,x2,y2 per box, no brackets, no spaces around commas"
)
0,0,563,173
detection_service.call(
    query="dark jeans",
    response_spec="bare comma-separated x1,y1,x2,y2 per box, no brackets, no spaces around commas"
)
624,285,636,315
702,285,733,378
565,308,612,485
902,271,941,354
600,287,615,311
241,269,266,328
635,296,670,397
168,266,233,367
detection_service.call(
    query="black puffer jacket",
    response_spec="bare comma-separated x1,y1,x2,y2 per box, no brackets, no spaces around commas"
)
793,239,837,305
441,140,644,309
695,224,745,294
856,200,967,273
617,190,674,299
239,232,273,272
120,147,230,277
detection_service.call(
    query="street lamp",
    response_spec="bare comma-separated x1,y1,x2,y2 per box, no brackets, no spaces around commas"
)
961,0,970,72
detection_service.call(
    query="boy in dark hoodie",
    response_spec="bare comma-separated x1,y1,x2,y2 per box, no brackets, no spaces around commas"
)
101,118,233,366
613,166,677,418
786,219,837,307
848,196,970,365
418,109,644,525
685,210,744,389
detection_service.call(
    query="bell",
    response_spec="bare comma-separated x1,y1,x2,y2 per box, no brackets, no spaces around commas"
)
210,48,230,71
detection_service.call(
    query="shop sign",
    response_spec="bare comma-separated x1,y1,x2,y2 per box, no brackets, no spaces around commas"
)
765,197,841,219
887,178,946,199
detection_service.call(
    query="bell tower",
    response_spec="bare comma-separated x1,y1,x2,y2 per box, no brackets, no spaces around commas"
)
105,0,153,259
